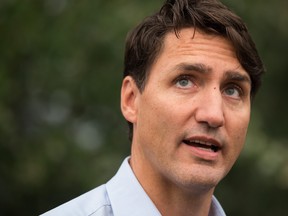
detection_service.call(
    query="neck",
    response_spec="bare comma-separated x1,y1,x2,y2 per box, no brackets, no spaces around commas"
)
129,154,215,216
148,176,214,216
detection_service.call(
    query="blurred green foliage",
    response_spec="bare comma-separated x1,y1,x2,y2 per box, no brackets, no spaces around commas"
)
0,0,287,215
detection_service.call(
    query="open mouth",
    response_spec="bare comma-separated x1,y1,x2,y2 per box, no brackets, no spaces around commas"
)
183,139,220,152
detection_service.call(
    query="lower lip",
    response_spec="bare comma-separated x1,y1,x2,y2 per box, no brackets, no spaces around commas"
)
183,143,220,161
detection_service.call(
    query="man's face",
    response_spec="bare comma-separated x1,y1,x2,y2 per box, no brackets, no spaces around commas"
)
122,28,251,191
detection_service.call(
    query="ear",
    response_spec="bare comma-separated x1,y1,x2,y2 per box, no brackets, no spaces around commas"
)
120,76,140,124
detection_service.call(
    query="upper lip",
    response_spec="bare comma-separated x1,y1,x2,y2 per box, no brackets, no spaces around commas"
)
183,136,222,152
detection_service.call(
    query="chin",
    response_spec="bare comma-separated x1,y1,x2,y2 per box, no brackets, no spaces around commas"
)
167,165,227,193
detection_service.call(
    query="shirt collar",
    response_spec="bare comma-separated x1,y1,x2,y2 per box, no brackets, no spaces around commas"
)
210,196,226,216
106,157,226,216
106,157,161,216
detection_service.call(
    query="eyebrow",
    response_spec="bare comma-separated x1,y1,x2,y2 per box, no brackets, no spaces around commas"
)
173,63,212,74
224,70,251,85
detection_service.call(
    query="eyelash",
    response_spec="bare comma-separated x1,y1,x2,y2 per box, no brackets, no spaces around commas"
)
174,75,194,85
223,83,244,97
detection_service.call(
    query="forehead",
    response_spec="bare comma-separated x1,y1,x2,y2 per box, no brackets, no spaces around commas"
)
156,28,246,70
163,28,237,62
145,28,250,84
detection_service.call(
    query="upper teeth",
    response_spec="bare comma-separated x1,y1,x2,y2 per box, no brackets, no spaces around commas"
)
191,140,213,146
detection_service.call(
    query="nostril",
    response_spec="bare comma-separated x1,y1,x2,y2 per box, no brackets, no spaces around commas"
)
194,90,225,128
194,105,225,128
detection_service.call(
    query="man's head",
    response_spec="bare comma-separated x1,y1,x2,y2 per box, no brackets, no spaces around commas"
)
120,0,264,198
123,0,264,140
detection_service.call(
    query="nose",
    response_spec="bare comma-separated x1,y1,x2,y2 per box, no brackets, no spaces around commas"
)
194,89,225,128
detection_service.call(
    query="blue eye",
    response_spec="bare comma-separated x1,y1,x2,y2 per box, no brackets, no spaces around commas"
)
176,77,193,88
224,86,242,98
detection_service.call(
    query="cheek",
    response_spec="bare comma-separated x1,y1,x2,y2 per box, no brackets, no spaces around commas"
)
228,115,250,154
137,96,181,146
222,118,249,174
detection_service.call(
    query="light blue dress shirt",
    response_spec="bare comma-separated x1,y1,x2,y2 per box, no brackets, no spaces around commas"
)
41,157,226,216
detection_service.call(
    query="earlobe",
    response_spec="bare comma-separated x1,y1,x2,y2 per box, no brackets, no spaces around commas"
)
121,76,139,124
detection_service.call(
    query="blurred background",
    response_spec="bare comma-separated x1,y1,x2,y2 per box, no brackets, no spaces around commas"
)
0,0,287,215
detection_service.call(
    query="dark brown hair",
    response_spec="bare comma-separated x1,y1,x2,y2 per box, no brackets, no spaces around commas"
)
123,0,265,140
